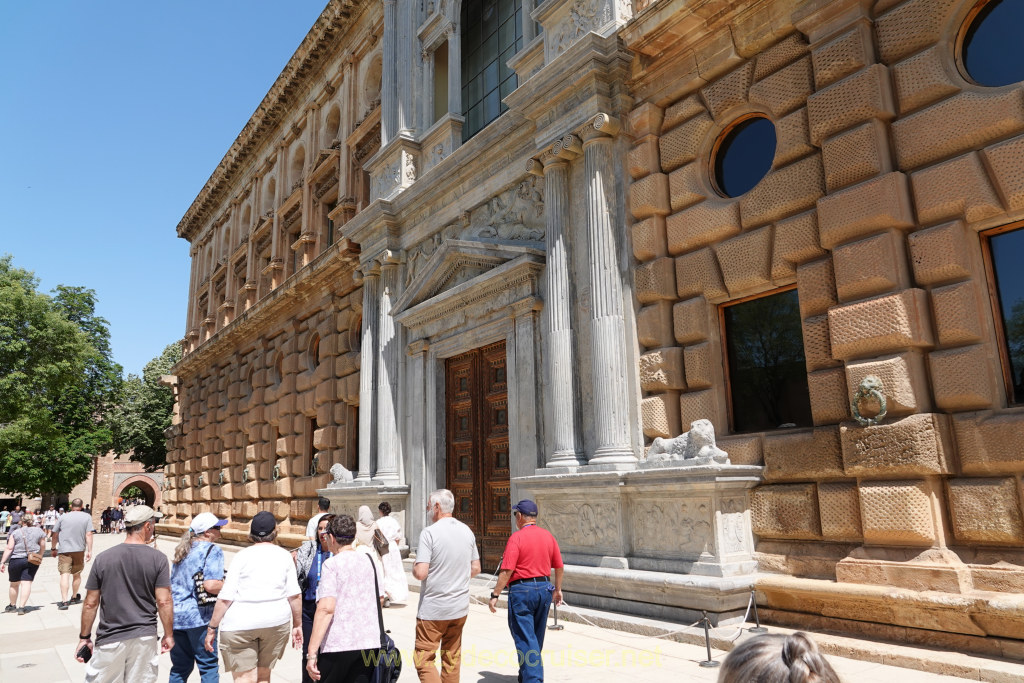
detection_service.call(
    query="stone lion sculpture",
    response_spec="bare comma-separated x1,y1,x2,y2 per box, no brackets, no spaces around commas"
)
646,419,729,465
328,463,354,487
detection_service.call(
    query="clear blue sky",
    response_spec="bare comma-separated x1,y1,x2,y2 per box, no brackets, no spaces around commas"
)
1,1,328,376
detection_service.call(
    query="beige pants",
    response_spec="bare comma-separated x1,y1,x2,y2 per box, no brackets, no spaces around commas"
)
84,635,159,683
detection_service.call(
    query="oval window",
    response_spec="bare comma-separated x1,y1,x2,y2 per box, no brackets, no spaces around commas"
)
712,115,776,198
962,0,1024,87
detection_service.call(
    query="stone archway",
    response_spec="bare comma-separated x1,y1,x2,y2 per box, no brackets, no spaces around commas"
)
114,474,163,509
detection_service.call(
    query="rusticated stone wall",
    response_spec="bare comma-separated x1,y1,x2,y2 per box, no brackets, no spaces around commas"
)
625,0,1024,641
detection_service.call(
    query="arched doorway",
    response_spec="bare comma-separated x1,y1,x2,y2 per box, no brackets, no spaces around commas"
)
115,475,162,509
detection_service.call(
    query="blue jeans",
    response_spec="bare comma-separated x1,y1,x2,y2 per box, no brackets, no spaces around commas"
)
169,624,219,683
507,581,554,683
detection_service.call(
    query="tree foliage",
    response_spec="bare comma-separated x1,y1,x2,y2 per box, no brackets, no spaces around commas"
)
110,342,181,471
0,256,121,495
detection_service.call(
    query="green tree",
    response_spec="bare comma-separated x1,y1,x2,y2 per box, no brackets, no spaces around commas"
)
110,342,182,471
0,256,120,495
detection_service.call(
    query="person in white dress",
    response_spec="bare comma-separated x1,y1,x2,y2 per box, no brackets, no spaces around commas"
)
375,502,408,606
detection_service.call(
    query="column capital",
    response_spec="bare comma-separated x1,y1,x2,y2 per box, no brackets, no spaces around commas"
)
376,249,404,267
355,262,381,281
407,339,430,356
510,296,543,319
579,113,622,142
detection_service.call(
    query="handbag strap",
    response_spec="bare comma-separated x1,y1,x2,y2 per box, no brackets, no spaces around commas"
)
366,554,387,648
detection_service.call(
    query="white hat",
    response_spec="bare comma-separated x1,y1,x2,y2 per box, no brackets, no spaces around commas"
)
190,512,228,535
124,505,163,526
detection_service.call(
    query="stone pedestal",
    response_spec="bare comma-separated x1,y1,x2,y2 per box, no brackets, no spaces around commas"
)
318,483,410,543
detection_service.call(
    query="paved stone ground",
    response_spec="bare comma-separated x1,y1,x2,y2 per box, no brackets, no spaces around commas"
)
1,531,1020,682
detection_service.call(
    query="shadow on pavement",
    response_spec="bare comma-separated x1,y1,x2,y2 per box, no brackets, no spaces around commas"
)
475,672,518,682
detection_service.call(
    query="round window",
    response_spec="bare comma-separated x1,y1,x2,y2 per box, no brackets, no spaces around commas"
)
712,115,776,198
961,0,1024,87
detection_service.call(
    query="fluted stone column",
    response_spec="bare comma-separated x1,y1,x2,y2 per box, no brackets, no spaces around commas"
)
375,256,402,482
582,115,636,465
381,0,398,144
396,0,415,136
405,339,429,544
540,154,584,467
356,266,380,482
447,27,461,117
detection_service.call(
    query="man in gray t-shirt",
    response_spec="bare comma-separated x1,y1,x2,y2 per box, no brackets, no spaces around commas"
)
52,498,94,609
412,488,480,682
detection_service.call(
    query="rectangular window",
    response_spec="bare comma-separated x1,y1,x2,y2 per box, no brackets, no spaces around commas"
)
327,218,335,247
307,416,318,477
433,41,449,124
461,0,522,141
985,225,1024,403
721,287,813,432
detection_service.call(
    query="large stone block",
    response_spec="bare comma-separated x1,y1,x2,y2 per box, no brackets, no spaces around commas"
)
796,257,837,318
763,426,844,481
673,297,709,345
818,481,863,540
772,210,826,280
891,46,960,114
700,61,754,120
749,56,814,117
714,226,773,295
931,281,985,347
846,351,932,417
875,0,960,65
666,200,741,255
668,163,705,212
718,433,763,466
675,249,728,301
892,90,1024,170
628,138,660,180
632,216,668,262
982,133,1024,211
641,392,682,439
911,152,1003,226
639,347,686,392
629,173,670,219
828,289,934,360
817,172,915,249
636,301,675,349
840,413,953,477
812,22,873,87
821,119,891,193
683,342,714,390
661,95,705,131
806,64,896,145
807,368,850,425
751,484,821,540
929,345,996,412
634,257,676,303
659,113,714,172
774,108,815,166
955,409,1024,474
754,33,808,81
802,314,839,372
947,477,1024,545
907,221,973,287
679,389,721,434
740,155,825,229
832,230,909,302
858,479,939,546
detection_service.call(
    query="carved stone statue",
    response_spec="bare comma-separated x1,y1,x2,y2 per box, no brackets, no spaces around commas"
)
328,463,354,487
646,419,729,465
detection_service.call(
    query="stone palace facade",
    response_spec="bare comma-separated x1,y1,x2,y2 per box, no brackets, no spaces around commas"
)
163,0,1024,654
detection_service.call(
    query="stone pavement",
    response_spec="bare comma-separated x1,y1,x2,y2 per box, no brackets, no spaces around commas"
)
1,530,1021,682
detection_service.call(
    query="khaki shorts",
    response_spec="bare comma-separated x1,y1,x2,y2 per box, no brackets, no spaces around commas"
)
58,551,85,575
219,622,290,672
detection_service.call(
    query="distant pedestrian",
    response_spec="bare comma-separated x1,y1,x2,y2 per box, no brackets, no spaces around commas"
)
487,500,564,683
306,497,331,541
413,489,481,683
43,505,58,539
52,498,93,609
376,502,408,606
718,631,839,683
353,506,384,580
0,508,9,535
170,512,227,683
10,506,23,530
0,513,46,615
110,507,123,534
76,505,173,683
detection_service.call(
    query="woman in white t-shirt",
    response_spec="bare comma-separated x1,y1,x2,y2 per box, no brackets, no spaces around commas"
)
204,511,303,682
306,514,385,683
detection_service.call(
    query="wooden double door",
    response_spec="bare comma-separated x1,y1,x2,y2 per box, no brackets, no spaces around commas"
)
445,340,511,573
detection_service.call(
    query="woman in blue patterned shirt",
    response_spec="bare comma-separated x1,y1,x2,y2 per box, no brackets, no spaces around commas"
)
294,513,336,683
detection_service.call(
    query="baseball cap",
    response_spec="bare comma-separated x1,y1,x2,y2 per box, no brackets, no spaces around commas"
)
190,512,228,535
512,499,538,516
124,505,163,526
250,510,277,539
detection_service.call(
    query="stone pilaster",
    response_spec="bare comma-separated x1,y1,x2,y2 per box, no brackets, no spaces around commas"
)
381,0,398,144
405,339,430,541
396,0,415,136
447,26,461,118
581,114,636,465
356,265,380,482
375,254,402,483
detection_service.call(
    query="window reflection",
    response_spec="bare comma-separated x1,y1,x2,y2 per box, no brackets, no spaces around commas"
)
962,0,1024,88
989,227,1024,403
461,0,523,141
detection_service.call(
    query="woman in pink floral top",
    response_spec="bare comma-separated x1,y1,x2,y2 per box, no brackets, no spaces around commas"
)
306,514,385,682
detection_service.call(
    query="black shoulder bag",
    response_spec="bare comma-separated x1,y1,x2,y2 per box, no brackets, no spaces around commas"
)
366,555,401,683
193,544,217,606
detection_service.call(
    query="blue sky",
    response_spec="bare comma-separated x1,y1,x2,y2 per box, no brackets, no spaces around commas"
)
1,1,328,375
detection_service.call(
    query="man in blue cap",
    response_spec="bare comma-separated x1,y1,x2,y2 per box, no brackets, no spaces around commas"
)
487,499,563,683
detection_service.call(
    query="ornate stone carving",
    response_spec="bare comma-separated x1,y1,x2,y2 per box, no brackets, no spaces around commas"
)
633,499,713,555
328,462,355,486
646,419,729,464
852,374,888,426
551,0,612,58
540,500,620,549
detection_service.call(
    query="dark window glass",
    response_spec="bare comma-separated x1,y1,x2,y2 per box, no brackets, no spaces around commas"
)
990,228,1024,403
963,0,1024,87
723,289,812,432
714,116,776,198
327,218,335,247
462,0,522,141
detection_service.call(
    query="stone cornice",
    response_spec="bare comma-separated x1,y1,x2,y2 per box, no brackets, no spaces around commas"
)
176,0,369,242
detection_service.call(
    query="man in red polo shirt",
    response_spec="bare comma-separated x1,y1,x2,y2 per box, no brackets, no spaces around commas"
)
487,499,563,683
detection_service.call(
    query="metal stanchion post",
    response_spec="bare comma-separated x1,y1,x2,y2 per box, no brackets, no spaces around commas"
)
550,602,565,631
748,589,767,633
698,610,720,668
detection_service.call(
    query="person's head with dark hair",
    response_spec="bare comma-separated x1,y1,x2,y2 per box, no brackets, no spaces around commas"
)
719,632,840,683
378,501,392,517
315,513,337,549
318,497,330,512
328,514,356,549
